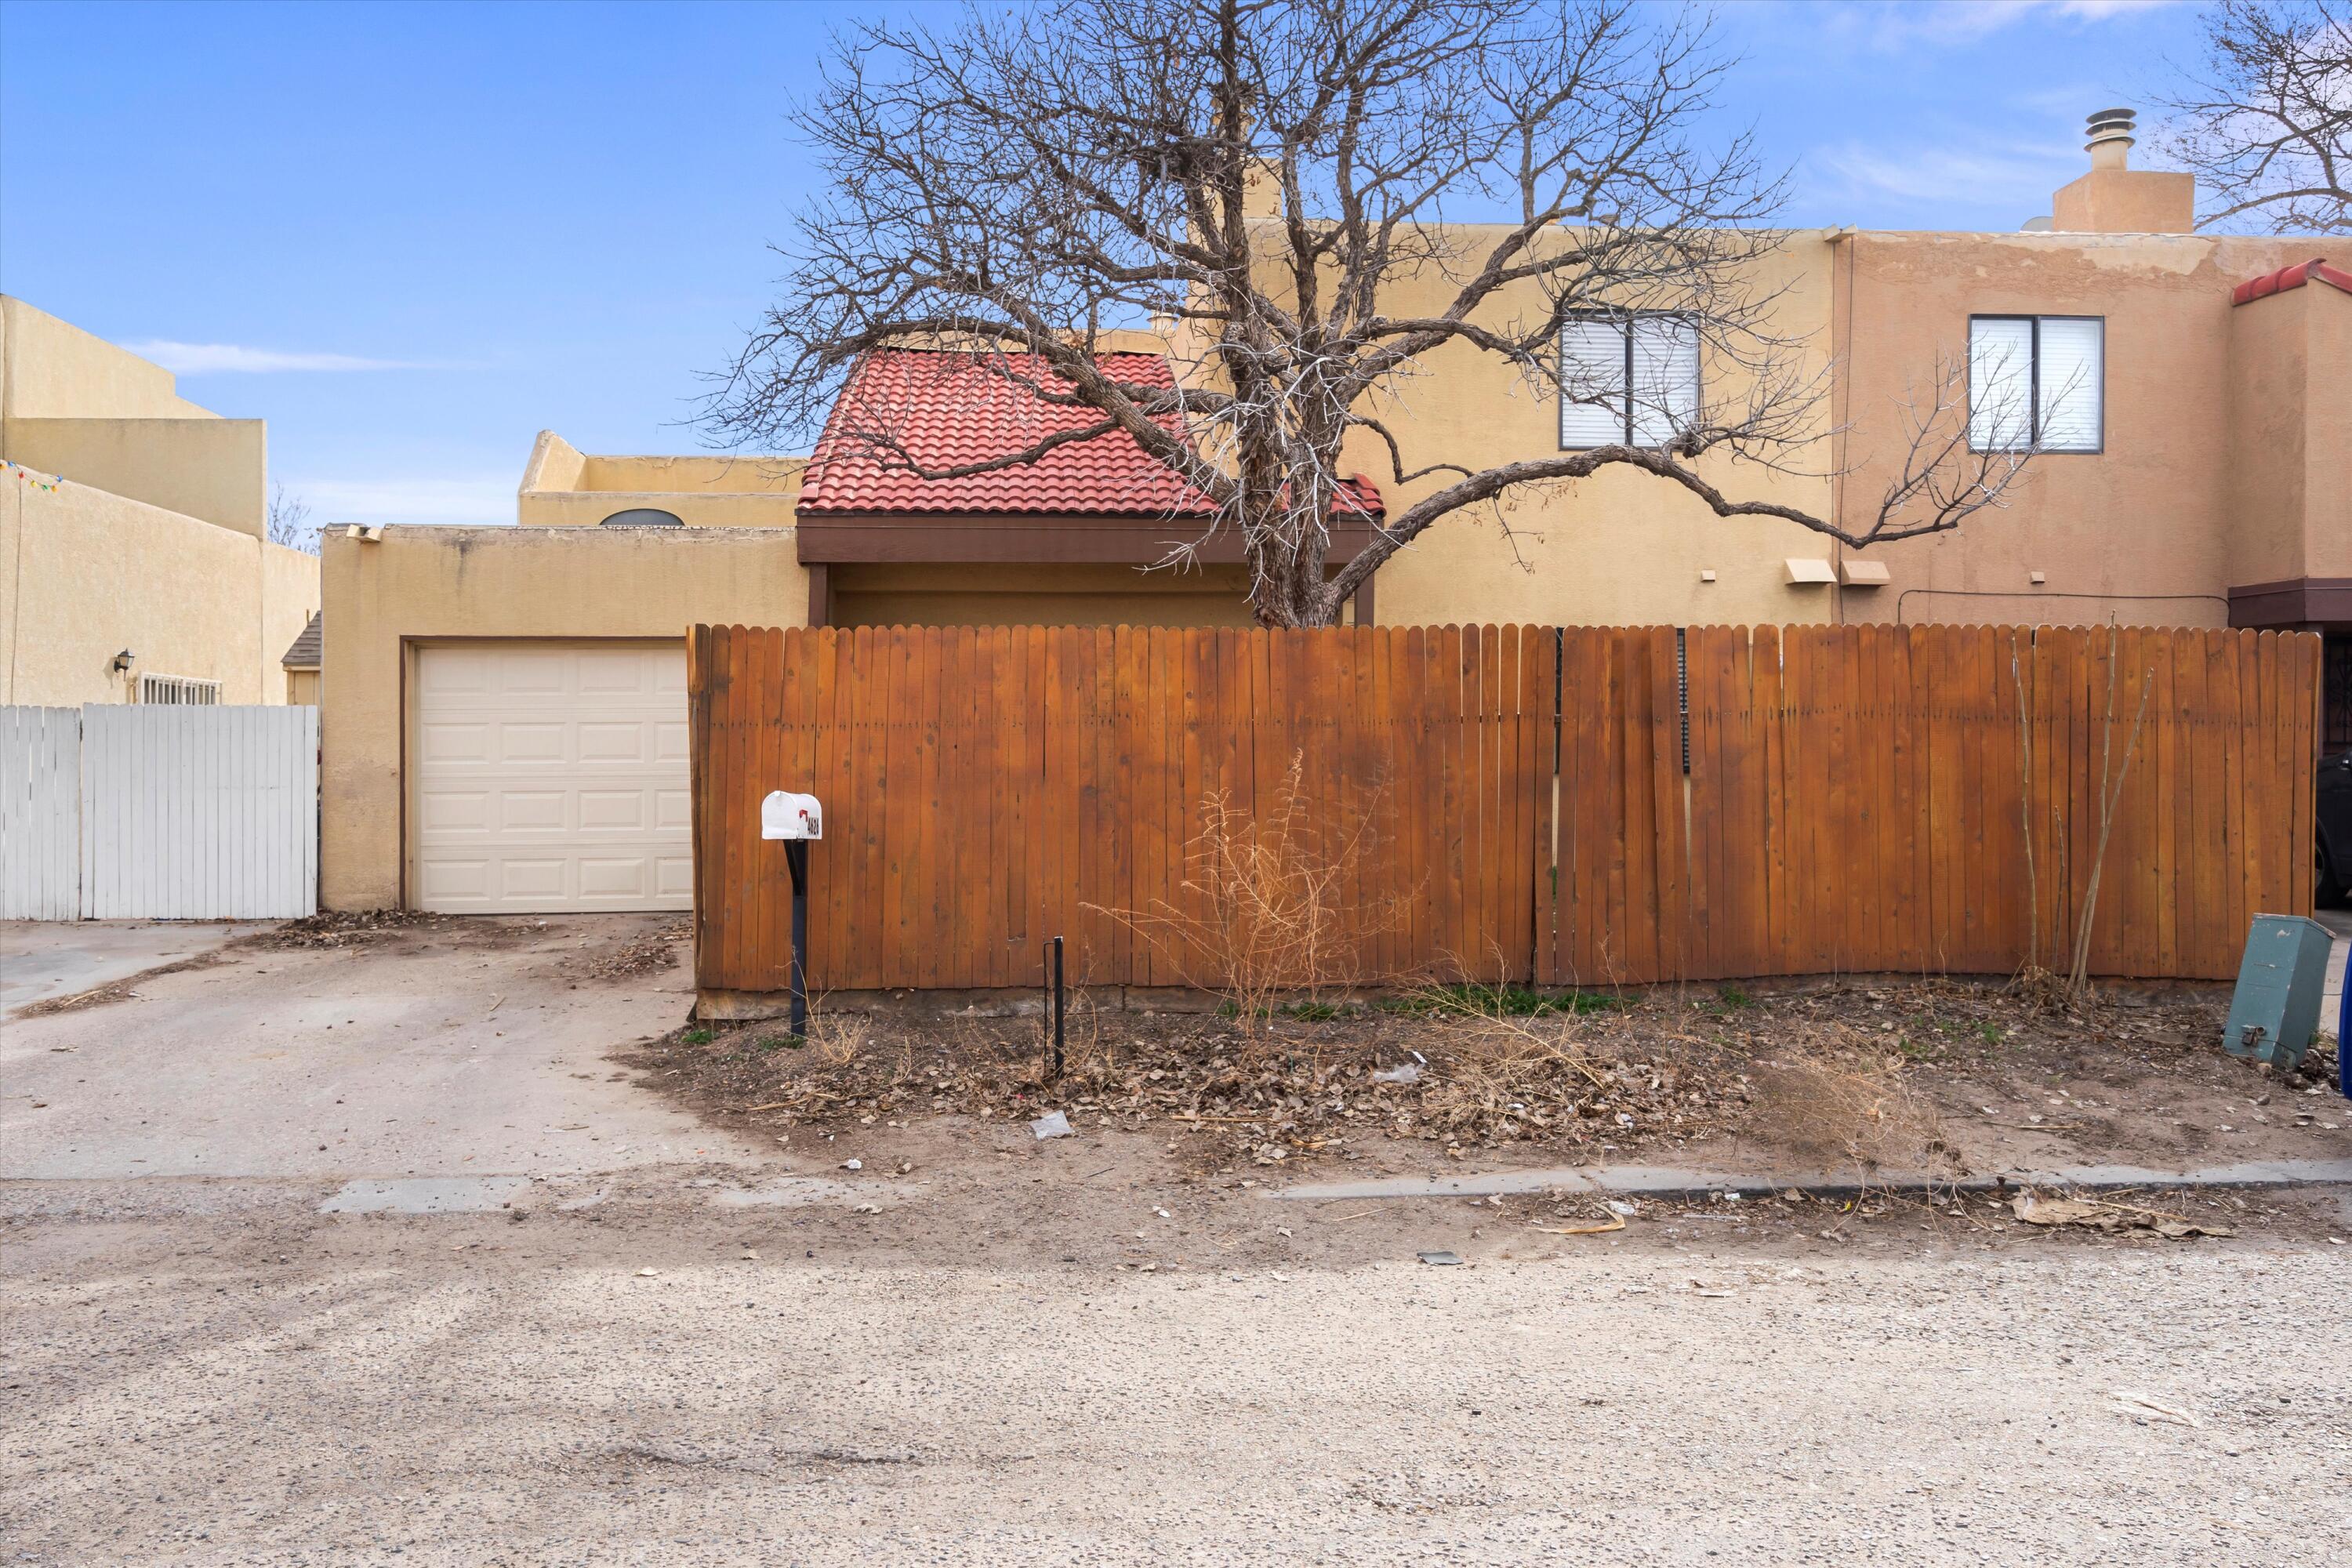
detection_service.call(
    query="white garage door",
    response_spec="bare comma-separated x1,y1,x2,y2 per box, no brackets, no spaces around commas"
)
411,642,691,913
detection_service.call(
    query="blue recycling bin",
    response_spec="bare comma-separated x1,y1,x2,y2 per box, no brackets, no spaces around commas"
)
2339,940,2350,1101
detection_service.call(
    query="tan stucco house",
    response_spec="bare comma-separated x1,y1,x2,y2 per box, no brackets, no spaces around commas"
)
0,297,320,707
320,114,2347,913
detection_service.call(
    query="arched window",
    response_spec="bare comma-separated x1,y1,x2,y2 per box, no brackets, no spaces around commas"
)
599,507,685,528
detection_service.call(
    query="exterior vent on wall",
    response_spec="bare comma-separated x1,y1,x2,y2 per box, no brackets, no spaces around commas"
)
1839,558,1892,587
139,674,222,705
1784,557,1835,586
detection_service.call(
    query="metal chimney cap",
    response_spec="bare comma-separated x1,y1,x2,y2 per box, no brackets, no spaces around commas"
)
2085,107,2137,140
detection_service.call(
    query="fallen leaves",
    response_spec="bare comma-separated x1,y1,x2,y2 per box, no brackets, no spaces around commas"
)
243,909,448,950
568,920,689,982
2010,1192,2233,1239
1529,1215,1627,1237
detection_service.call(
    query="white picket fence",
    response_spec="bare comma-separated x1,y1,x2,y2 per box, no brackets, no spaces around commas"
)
0,704,317,920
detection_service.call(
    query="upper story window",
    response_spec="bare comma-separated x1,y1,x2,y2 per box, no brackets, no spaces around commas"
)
1969,315,2103,454
1559,314,1700,449
600,507,685,528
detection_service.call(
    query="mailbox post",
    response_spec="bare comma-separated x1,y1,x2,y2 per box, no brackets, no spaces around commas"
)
760,791,823,1039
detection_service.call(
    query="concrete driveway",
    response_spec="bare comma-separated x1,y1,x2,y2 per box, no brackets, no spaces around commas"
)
0,920,268,1014
0,914,758,1180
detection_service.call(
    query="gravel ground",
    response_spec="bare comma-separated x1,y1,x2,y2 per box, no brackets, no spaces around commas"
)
4,1175,2347,1566
6,915,2346,1563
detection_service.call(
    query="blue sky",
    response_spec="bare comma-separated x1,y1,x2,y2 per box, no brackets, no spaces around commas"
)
0,0,2208,528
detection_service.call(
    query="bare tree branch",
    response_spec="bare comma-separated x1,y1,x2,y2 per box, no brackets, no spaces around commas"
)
709,0,2047,626
2156,0,2350,233
266,484,318,555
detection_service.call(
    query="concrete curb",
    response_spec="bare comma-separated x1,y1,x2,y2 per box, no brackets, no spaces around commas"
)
1266,1157,2352,1203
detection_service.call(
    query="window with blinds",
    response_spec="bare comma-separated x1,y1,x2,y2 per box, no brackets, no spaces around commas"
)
1559,314,1700,448
1968,315,2103,453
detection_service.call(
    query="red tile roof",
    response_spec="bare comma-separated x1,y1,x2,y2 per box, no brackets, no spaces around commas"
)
797,348,1381,520
2230,257,2352,306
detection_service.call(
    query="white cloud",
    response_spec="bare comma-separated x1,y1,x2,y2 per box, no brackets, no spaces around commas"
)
1831,0,2172,52
1812,136,2080,206
123,341,441,374
281,475,516,528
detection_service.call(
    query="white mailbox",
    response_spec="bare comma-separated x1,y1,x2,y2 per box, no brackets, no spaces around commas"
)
760,791,823,841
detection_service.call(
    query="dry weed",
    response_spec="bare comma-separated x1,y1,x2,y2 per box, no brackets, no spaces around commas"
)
1396,982,1613,1140
1091,750,1403,1044
806,1010,875,1067
2008,964,2077,1015
1748,1042,1958,1183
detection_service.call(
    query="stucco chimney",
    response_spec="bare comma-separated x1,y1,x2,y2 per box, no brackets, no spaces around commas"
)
2051,107,2195,233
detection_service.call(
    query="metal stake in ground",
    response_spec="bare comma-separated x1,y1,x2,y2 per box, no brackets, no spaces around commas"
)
760,790,824,1041
1044,935,1065,1080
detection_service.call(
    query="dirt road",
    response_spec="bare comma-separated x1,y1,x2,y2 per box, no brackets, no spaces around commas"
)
5,914,2347,1563
5,1169,2349,1566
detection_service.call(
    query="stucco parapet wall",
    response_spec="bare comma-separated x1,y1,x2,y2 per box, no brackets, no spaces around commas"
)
2,414,267,536
0,295,220,422
518,429,804,528
1852,229,2219,269
1846,229,2341,282
327,524,811,629
517,489,803,529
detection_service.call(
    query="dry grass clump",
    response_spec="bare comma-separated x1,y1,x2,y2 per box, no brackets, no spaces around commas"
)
2007,964,2078,1015
1746,1040,1960,1183
1093,752,1403,1044
805,1009,875,1067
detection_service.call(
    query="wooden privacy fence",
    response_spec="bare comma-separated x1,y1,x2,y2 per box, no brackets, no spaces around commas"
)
690,622,2318,1000
1549,624,2317,987
690,623,1549,998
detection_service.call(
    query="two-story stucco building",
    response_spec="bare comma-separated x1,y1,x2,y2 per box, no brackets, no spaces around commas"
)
318,114,2346,913
0,297,320,708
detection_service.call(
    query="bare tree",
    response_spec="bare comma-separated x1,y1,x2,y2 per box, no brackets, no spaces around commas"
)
267,484,318,554
2158,0,2350,233
711,0,2042,627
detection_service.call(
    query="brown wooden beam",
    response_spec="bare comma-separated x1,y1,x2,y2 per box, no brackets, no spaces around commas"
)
2230,576,2352,628
806,562,832,627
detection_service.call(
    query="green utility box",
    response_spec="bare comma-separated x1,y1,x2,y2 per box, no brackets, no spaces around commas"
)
2223,914,2335,1069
